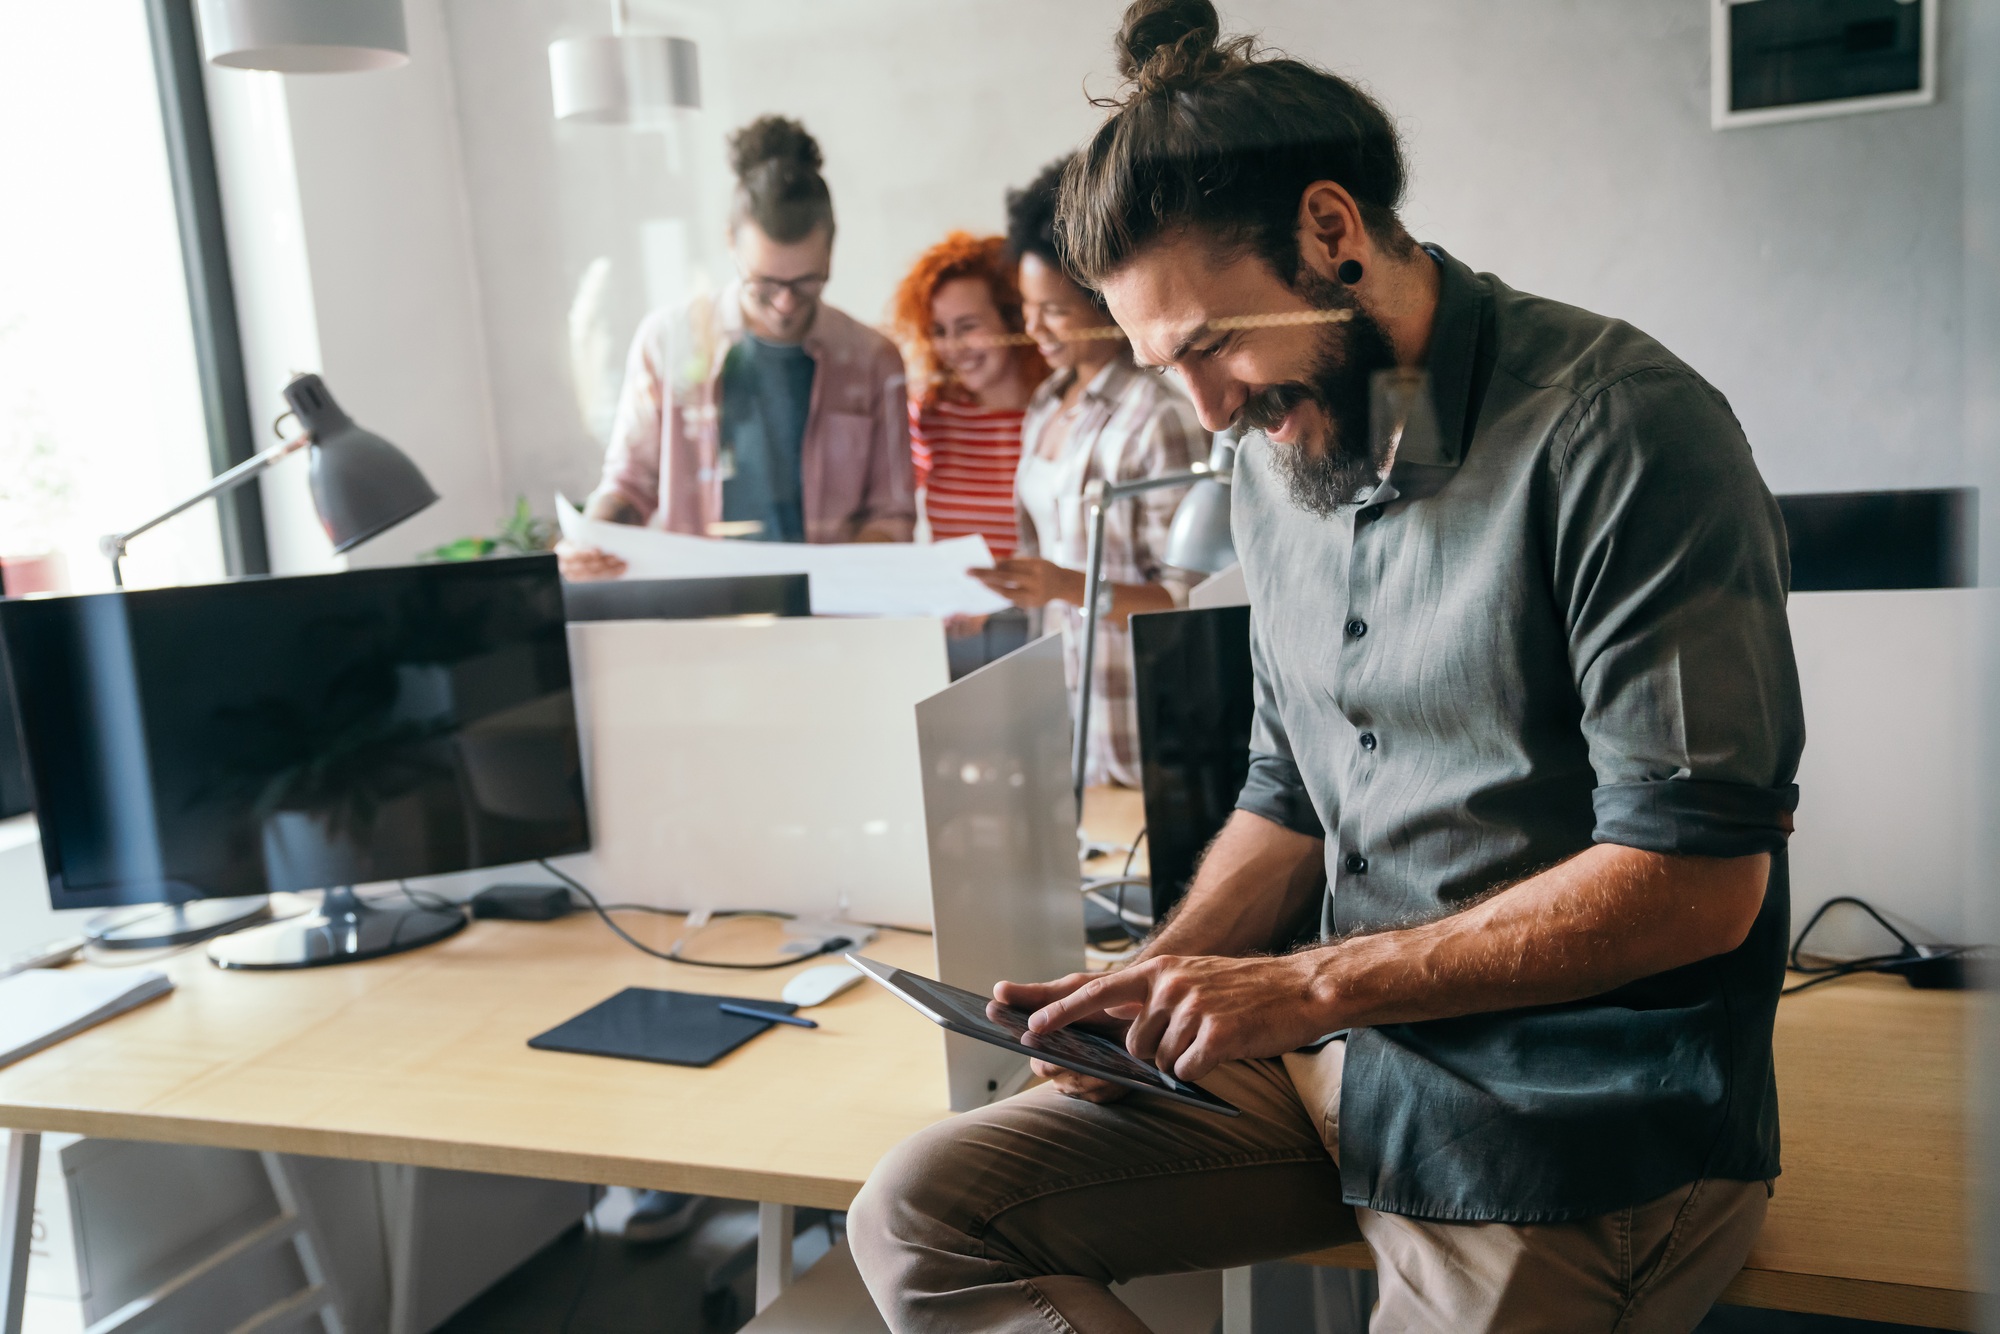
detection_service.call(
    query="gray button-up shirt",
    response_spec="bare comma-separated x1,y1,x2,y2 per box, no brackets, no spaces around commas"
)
1235,247,1804,1223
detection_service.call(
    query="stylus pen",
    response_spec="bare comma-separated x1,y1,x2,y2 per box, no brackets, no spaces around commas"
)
720,1002,819,1029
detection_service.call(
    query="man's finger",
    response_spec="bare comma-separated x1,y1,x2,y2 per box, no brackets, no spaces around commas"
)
1028,968,1153,1033
995,973,1095,1010
1172,1021,1224,1084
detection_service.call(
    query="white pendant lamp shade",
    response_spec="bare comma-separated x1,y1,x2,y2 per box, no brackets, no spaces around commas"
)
196,0,409,73
549,34,700,125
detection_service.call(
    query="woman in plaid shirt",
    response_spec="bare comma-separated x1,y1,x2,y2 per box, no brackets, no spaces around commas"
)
970,159,1202,788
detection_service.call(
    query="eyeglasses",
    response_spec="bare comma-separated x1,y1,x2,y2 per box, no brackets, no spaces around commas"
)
742,272,828,305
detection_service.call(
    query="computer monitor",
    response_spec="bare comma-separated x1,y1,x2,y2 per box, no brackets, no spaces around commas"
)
1131,605,1254,925
0,555,589,968
561,573,810,622
0,649,30,821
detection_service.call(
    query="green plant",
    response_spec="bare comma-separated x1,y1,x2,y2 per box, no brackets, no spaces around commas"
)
423,496,557,562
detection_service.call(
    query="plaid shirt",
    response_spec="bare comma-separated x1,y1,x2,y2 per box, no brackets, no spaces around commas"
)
1017,358,1201,788
598,286,916,543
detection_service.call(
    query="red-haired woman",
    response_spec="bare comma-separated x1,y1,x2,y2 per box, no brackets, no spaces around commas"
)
891,232,1047,673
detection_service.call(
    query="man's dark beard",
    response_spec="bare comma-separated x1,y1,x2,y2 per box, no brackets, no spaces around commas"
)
1237,268,1400,516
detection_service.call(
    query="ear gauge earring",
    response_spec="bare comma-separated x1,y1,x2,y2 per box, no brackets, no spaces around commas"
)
1337,259,1364,285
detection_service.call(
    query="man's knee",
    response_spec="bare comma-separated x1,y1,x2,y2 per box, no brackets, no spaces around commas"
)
850,1115,984,1283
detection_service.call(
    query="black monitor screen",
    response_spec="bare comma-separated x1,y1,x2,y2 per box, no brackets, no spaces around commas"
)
1132,605,1254,924
0,556,589,909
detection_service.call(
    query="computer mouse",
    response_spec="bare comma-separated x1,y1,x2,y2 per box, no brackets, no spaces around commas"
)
782,963,865,1009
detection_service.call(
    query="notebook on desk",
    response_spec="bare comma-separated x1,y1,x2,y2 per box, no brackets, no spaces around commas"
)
0,968,174,1068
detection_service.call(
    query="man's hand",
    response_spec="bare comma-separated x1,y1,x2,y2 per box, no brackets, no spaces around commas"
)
969,558,1084,610
1023,954,1335,1085
555,541,627,582
994,975,1138,1103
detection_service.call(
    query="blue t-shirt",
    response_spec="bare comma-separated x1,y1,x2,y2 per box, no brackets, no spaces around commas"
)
718,335,815,543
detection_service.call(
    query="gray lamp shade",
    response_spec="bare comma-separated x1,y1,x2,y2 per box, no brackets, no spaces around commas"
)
196,0,408,72
549,34,700,125
283,375,438,553
1163,435,1238,574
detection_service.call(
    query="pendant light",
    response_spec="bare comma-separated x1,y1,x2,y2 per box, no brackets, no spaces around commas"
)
548,0,701,127
195,0,409,73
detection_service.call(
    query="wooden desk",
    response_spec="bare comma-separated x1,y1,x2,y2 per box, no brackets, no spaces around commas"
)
0,790,1980,1331
0,911,950,1331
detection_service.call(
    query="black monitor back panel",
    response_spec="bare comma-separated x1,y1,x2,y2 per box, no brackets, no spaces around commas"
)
1132,605,1254,924
561,573,809,622
1777,488,1976,591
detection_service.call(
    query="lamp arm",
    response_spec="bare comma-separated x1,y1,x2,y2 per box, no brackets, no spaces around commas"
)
100,435,309,586
1070,460,1231,811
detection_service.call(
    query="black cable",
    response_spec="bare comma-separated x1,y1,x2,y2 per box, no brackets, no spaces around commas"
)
1122,826,1148,877
392,882,460,914
1780,895,1953,996
1787,895,1918,975
557,1204,598,1334
536,860,850,970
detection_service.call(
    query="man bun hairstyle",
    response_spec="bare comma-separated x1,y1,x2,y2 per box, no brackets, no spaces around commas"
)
1061,0,1412,289
1005,157,1110,314
728,115,834,244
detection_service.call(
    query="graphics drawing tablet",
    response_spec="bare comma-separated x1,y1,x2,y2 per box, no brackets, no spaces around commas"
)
845,955,1240,1116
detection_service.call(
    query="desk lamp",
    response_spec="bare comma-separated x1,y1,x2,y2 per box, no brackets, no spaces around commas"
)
84,375,436,950
1071,431,1239,811
101,373,438,587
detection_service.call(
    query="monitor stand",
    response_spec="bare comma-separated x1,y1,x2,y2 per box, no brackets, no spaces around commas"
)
87,896,276,950
207,886,466,971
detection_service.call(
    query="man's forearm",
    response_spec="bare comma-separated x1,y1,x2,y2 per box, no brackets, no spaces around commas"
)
1306,844,1771,1031
1142,809,1325,961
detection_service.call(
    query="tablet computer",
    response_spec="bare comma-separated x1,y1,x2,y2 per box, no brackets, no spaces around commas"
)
846,955,1240,1116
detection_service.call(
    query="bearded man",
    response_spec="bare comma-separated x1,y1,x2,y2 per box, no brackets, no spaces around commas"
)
849,2,1804,1330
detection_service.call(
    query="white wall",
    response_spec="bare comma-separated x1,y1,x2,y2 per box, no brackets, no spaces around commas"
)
408,0,1985,559
207,0,506,572
188,0,1992,947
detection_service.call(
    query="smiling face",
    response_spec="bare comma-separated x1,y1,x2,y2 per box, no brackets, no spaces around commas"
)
929,276,1017,401
1018,252,1121,373
733,221,833,343
1101,231,1400,513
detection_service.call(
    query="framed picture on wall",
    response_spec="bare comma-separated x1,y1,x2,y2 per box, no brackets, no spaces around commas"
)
1712,0,1938,130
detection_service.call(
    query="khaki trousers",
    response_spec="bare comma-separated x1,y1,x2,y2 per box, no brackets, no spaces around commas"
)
847,1042,1768,1333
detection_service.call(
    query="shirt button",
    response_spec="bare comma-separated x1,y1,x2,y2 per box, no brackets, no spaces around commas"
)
1359,732,1377,751
1344,853,1368,875
1346,619,1368,638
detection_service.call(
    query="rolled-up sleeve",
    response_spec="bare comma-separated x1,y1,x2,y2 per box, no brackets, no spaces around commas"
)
599,313,668,524
1235,605,1327,840
1554,367,1804,858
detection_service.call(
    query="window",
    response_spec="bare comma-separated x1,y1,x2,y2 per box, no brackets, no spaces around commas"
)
0,1,247,592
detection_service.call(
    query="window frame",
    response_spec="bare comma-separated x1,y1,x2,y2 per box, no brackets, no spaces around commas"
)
144,0,270,576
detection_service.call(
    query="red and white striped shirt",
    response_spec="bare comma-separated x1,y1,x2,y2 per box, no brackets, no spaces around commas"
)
910,397,1025,560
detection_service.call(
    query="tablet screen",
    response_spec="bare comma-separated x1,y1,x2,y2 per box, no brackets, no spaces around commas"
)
882,966,1221,1101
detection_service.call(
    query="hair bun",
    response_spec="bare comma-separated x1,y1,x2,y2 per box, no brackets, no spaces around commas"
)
1115,0,1242,95
728,115,823,183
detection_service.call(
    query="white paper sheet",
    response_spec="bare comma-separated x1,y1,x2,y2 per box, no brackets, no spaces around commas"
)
0,968,174,1068
556,495,1012,618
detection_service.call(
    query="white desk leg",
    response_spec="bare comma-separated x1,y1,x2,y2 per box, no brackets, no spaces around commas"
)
2,1132,41,1334
1221,1265,1253,1334
755,1202,795,1313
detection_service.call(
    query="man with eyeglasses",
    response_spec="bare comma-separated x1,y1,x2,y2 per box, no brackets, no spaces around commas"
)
562,116,914,581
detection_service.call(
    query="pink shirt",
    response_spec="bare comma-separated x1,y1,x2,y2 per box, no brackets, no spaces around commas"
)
599,286,916,544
